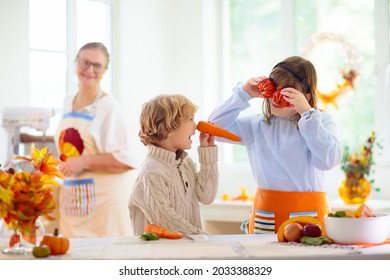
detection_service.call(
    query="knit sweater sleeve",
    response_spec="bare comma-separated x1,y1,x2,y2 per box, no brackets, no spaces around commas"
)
195,146,219,204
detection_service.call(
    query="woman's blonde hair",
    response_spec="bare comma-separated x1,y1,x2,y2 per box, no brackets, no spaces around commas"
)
263,56,318,123
139,94,198,145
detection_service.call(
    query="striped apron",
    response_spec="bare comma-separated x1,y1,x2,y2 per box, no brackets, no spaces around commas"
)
242,188,330,234
55,96,130,237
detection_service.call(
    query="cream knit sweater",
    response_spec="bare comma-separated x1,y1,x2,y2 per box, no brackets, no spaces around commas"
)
128,145,218,235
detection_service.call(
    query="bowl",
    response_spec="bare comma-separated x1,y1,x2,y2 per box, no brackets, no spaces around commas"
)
324,213,390,244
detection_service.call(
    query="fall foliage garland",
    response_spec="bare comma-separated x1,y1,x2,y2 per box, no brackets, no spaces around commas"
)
301,32,359,109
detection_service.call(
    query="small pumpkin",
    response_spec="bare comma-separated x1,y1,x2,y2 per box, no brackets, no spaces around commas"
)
40,228,70,255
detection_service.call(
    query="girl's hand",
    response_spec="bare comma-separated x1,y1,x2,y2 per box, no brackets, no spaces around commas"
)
199,132,215,147
280,87,311,114
243,76,268,98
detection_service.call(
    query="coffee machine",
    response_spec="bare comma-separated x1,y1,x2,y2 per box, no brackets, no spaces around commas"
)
1,107,55,161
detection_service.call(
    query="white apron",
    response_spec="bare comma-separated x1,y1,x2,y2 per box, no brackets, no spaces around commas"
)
55,95,130,238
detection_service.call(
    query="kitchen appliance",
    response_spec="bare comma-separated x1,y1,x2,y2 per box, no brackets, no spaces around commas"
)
1,107,55,160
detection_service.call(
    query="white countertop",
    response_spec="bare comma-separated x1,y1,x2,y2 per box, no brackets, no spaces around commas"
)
1,234,390,260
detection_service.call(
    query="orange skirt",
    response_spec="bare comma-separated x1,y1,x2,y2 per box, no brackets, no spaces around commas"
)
247,188,330,234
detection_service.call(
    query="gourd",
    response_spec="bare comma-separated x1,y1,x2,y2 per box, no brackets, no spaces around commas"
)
32,245,51,258
40,228,70,255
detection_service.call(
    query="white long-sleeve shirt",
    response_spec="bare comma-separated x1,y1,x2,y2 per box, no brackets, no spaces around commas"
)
208,83,342,192
128,145,218,235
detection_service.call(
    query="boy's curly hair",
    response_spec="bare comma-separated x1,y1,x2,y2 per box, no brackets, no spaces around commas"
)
139,94,198,146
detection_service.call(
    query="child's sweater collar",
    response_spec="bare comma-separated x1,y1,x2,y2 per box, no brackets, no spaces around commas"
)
147,145,188,166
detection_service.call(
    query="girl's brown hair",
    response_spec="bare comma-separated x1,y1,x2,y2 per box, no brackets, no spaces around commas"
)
263,56,318,123
139,94,198,146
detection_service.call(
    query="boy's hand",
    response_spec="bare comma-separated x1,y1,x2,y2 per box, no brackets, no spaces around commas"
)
243,76,267,98
199,132,215,147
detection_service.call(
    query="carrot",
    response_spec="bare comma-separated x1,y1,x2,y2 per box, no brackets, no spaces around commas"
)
197,121,241,142
144,224,184,239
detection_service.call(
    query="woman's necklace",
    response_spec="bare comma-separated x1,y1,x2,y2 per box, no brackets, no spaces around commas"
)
72,88,103,112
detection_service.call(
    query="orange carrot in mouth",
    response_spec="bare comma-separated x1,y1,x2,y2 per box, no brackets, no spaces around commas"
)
197,121,241,142
144,224,184,239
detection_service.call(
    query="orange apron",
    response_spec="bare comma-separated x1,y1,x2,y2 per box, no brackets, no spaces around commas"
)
246,188,330,234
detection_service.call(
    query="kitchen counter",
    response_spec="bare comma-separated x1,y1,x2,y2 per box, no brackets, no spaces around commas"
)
330,199,390,212
1,234,390,260
200,199,390,234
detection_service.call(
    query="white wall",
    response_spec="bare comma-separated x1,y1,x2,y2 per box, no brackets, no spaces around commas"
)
0,0,30,106
0,0,30,164
115,0,214,165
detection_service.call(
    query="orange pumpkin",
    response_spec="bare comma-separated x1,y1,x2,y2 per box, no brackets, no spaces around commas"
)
40,228,69,255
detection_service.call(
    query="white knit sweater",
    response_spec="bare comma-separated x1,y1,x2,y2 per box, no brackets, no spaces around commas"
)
128,145,218,235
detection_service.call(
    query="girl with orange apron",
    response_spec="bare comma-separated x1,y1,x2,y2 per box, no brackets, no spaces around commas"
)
208,80,342,234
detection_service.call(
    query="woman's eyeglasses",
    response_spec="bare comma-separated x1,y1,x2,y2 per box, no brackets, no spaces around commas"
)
77,59,106,72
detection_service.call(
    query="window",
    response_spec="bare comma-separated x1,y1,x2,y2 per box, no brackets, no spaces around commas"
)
217,0,390,198
29,0,113,110
295,0,375,149
222,0,388,161
220,0,285,164
29,0,67,109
